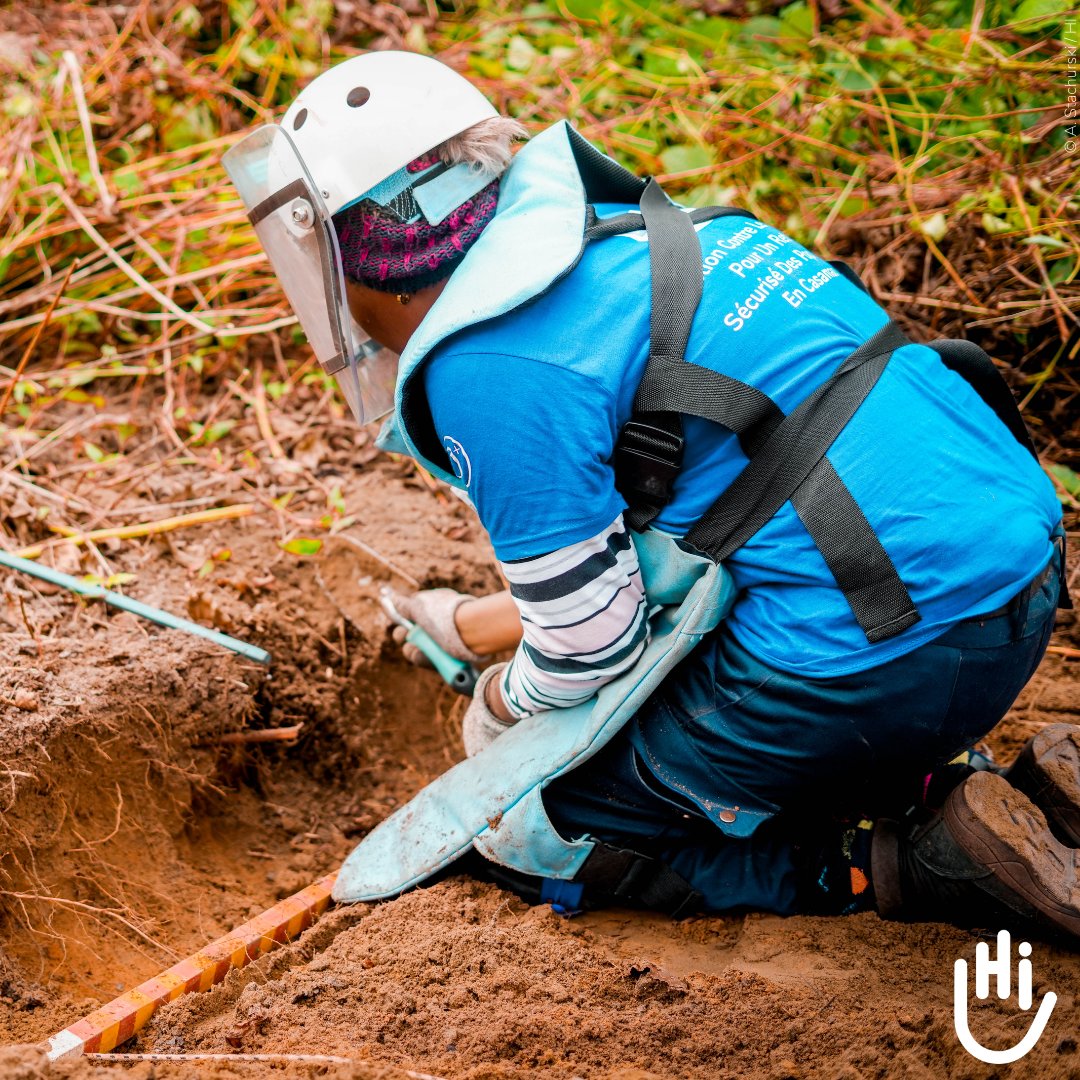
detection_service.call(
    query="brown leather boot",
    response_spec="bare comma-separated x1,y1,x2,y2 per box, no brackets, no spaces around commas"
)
873,770,1080,943
1005,724,1080,847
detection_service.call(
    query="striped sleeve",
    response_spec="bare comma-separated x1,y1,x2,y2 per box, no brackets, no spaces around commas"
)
499,515,650,719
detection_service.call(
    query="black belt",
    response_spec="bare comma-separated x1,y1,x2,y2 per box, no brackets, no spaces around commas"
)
962,557,1055,624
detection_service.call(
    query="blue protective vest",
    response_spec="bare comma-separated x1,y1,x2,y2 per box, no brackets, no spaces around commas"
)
334,123,736,903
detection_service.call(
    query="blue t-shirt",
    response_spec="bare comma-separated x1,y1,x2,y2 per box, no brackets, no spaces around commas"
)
423,206,1060,676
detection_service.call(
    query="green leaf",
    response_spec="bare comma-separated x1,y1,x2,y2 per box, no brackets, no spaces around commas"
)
1047,256,1076,285
506,36,537,72
281,537,323,557
694,17,737,43
1012,0,1070,31
779,2,813,38
981,213,1012,235
64,389,106,407
190,419,235,446
832,63,877,92
113,171,140,196
1023,235,1068,250
81,572,135,589
659,144,713,175
879,36,918,55
839,195,870,217
1049,464,1080,498
556,0,613,22
913,212,948,242
642,48,692,77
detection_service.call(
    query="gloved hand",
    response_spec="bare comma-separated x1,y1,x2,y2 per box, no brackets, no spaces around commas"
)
462,662,517,757
384,586,487,668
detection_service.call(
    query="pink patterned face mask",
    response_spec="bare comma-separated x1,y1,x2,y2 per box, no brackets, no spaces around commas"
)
332,152,500,293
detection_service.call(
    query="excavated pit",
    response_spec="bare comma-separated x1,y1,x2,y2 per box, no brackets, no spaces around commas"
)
2,459,1080,1080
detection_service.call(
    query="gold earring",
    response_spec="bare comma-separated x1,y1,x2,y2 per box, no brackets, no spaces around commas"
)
396,292,413,305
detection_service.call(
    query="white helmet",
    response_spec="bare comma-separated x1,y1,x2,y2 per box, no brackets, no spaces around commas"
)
281,51,499,217
222,52,499,425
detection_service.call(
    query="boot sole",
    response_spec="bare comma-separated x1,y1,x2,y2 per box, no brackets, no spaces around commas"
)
945,771,1080,942
1006,724,1080,847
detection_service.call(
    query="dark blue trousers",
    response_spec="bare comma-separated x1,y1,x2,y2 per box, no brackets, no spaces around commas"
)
541,551,1062,916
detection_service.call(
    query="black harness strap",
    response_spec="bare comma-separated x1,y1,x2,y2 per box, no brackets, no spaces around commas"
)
790,459,921,641
639,179,704,375
613,180,706,531
929,339,1039,460
602,192,767,529
574,841,702,918
634,352,921,640
634,354,783,447
585,210,645,242
687,320,910,562
621,354,783,529
606,179,921,642
585,203,758,243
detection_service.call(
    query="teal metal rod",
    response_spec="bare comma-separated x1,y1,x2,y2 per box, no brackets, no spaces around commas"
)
0,549,271,665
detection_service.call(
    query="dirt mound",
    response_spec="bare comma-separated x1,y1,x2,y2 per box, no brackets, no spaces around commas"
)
0,1042,415,1080
0,443,496,1048
135,876,1080,1079
2,410,1078,1078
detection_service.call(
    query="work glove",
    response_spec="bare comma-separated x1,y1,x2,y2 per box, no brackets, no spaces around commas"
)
384,586,487,668
462,662,517,756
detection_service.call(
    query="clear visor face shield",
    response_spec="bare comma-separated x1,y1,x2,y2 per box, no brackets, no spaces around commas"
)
222,126,398,425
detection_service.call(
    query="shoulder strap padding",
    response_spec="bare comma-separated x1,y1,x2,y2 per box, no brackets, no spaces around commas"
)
565,126,646,204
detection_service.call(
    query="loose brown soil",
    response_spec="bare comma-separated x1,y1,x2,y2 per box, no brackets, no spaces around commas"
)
2,413,1079,1079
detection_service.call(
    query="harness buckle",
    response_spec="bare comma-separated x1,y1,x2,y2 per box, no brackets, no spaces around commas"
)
614,418,684,507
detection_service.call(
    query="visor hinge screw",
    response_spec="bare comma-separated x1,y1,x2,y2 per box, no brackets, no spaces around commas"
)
289,199,314,228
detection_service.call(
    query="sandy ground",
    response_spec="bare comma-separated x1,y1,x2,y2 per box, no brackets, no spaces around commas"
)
2,411,1079,1080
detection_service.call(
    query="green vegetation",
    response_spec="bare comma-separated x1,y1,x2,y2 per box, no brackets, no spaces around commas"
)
0,0,1076,461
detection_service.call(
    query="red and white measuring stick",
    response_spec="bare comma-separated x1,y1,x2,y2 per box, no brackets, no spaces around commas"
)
46,873,336,1060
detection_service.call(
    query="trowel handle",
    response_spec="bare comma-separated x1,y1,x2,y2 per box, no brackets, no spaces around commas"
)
404,623,480,696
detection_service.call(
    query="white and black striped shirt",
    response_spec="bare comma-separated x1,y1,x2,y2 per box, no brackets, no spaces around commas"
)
499,515,649,719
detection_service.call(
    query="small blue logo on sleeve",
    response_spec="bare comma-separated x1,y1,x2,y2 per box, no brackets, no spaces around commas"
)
442,436,472,488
